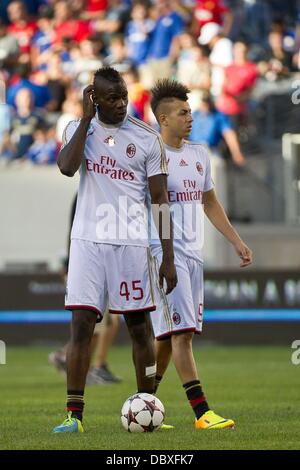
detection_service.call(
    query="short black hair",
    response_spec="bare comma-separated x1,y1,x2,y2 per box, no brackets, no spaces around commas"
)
150,79,190,116
94,66,122,84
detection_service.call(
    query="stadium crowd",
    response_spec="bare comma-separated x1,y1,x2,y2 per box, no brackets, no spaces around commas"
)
0,0,300,164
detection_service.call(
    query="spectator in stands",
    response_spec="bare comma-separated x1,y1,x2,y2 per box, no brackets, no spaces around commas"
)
175,33,211,110
125,1,155,68
56,95,82,143
72,35,103,87
7,1,37,62
103,34,133,73
141,0,184,88
258,29,297,81
198,21,233,97
94,0,131,49
0,72,11,159
217,40,258,129
83,0,108,21
189,91,246,167
53,0,91,46
26,125,58,164
45,51,69,113
0,18,19,71
31,7,55,71
192,0,233,38
7,88,45,160
122,67,151,122
242,0,272,50
6,63,51,109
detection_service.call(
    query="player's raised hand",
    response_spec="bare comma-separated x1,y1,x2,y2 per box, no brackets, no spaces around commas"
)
83,85,96,120
234,240,253,268
159,259,178,295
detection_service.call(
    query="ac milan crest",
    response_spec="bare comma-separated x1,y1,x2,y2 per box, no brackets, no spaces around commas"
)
126,143,136,158
196,162,203,175
172,312,181,325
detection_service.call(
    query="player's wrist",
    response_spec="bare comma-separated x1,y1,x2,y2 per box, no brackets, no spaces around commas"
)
231,236,243,248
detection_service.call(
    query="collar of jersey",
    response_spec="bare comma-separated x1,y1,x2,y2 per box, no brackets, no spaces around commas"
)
94,114,128,129
164,142,185,153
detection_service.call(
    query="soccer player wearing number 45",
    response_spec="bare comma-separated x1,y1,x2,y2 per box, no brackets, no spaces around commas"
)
52,67,177,433
149,80,253,430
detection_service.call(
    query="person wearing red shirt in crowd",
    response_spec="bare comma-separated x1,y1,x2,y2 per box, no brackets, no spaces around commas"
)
53,0,91,46
122,67,151,122
85,0,108,20
193,0,233,37
7,1,37,60
216,40,257,129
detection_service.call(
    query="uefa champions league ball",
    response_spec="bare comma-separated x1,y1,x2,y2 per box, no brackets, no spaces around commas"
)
121,393,165,432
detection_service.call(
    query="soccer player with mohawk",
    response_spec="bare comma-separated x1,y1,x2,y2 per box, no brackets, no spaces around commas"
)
149,79,253,430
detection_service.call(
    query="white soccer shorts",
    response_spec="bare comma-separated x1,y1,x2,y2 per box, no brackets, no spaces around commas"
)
65,239,156,317
150,249,204,340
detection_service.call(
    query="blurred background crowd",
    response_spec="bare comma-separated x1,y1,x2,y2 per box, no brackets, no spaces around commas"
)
0,0,300,177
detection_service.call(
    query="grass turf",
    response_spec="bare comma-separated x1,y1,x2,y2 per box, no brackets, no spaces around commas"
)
0,345,299,450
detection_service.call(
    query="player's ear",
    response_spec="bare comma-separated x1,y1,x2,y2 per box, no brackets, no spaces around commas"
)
159,113,168,127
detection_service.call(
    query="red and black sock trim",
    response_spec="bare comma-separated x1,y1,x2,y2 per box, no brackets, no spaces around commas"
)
183,380,209,420
67,390,84,422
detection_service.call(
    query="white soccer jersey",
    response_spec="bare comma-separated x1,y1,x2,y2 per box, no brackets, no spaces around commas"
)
62,115,167,247
149,141,214,263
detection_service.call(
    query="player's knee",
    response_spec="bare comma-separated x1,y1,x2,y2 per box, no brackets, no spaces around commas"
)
71,311,96,345
172,332,193,348
128,321,152,346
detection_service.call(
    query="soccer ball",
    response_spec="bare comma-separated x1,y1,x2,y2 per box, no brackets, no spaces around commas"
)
121,393,165,432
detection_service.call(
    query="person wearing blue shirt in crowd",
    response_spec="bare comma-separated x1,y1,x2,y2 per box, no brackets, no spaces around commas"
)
26,126,58,164
148,0,183,60
125,2,155,67
8,87,44,159
31,7,54,62
189,91,246,166
6,64,51,109
140,0,184,88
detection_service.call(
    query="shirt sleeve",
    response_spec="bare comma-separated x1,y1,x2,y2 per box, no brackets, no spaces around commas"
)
204,149,214,192
146,134,168,178
218,112,232,134
61,120,80,149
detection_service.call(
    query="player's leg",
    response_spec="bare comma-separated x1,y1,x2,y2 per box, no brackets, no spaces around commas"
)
171,331,234,429
66,309,98,414
187,258,234,429
124,312,156,393
53,309,98,433
171,331,209,418
53,239,107,433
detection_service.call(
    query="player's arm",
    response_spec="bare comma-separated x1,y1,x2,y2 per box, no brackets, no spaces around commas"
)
148,174,177,294
203,188,253,268
222,128,246,167
57,85,95,177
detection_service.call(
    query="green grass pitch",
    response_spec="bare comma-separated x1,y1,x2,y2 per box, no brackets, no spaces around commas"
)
0,345,299,450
